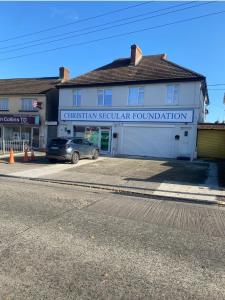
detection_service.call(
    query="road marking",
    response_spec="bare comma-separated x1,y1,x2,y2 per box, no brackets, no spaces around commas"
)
9,157,106,178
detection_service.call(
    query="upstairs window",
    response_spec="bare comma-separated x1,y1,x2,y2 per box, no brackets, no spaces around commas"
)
73,89,81,106
21,98,37,111
128,87,144,106
0,98,8,110
97,89,112,106
166,84,179,105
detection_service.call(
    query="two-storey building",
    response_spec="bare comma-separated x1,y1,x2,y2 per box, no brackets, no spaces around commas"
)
58,45,208,159
0,67,69,150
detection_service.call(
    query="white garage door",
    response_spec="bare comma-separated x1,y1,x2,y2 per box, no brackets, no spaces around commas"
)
121,126,174,158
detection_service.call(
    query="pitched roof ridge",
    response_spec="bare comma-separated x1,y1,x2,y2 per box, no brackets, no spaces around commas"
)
112,54,164,61
112,57,129,61
59,54,169,85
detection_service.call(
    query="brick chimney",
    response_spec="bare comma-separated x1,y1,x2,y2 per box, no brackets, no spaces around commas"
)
59,66,70,81
130,44,142,66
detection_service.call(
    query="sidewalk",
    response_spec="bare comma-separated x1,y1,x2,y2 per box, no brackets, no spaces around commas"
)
0,152,47,175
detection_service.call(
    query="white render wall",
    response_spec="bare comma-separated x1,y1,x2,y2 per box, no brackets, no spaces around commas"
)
59,81,203,111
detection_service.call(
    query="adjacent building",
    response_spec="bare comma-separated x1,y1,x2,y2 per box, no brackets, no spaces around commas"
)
0,67,69,150
197,123,225,159
57,45,208,159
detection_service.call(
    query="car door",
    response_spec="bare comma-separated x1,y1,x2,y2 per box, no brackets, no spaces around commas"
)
82,139,94,156
72,138,84,157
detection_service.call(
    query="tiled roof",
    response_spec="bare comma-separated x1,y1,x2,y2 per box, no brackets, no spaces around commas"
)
0,77,60,95
59,54,205,88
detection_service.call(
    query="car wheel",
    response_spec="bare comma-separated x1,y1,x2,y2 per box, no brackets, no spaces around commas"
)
71,152,79,164
92,149,99,160
48,158,57,163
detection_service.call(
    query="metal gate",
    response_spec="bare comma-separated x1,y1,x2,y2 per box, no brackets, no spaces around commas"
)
0,139,30,154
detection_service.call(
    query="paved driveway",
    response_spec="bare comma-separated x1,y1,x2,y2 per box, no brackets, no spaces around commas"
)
1,154,210,190
73,157,209,184
41,157,209,189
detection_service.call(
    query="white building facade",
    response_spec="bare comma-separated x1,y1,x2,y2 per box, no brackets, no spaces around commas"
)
58,45,208,160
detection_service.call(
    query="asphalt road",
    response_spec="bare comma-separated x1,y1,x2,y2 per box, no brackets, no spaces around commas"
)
0,177,224,300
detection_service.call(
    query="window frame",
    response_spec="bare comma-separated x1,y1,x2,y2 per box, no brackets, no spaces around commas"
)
166,84,179,105
73,89,82,107
0,98,9,111
128,87,145,106
97,89,112,106
21,98,38,111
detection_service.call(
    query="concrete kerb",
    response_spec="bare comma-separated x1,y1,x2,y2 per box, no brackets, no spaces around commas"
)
0,173,223,207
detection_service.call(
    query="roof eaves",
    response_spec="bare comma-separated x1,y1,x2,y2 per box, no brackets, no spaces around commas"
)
58,77,204,89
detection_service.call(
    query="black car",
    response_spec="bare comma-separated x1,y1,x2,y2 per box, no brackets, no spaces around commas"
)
46,137,99,164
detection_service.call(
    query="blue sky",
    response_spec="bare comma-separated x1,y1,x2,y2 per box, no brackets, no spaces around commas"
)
0,1,225,122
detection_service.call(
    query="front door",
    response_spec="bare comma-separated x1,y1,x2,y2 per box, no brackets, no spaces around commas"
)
179,128,191,157
100,129,111,153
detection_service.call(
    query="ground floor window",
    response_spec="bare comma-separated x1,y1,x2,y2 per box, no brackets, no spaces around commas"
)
21,127,31,141
1,126,40,148
73,125,111,153
85,127,100,146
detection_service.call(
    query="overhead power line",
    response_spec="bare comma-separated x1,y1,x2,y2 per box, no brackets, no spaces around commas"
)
0,1,196,51
0,1,212,54
0,9,225,62
208,89,225,91
208,83,225,86
0,1,152,43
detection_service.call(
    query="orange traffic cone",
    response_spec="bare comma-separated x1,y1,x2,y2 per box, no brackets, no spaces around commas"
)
30,149,35,161
23,148,29,162
8,148,15,164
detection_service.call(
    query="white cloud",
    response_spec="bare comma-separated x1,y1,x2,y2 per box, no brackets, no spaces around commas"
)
49,7,79,22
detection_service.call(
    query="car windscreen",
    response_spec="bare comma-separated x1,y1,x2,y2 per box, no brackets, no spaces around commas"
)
50,139,69,145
